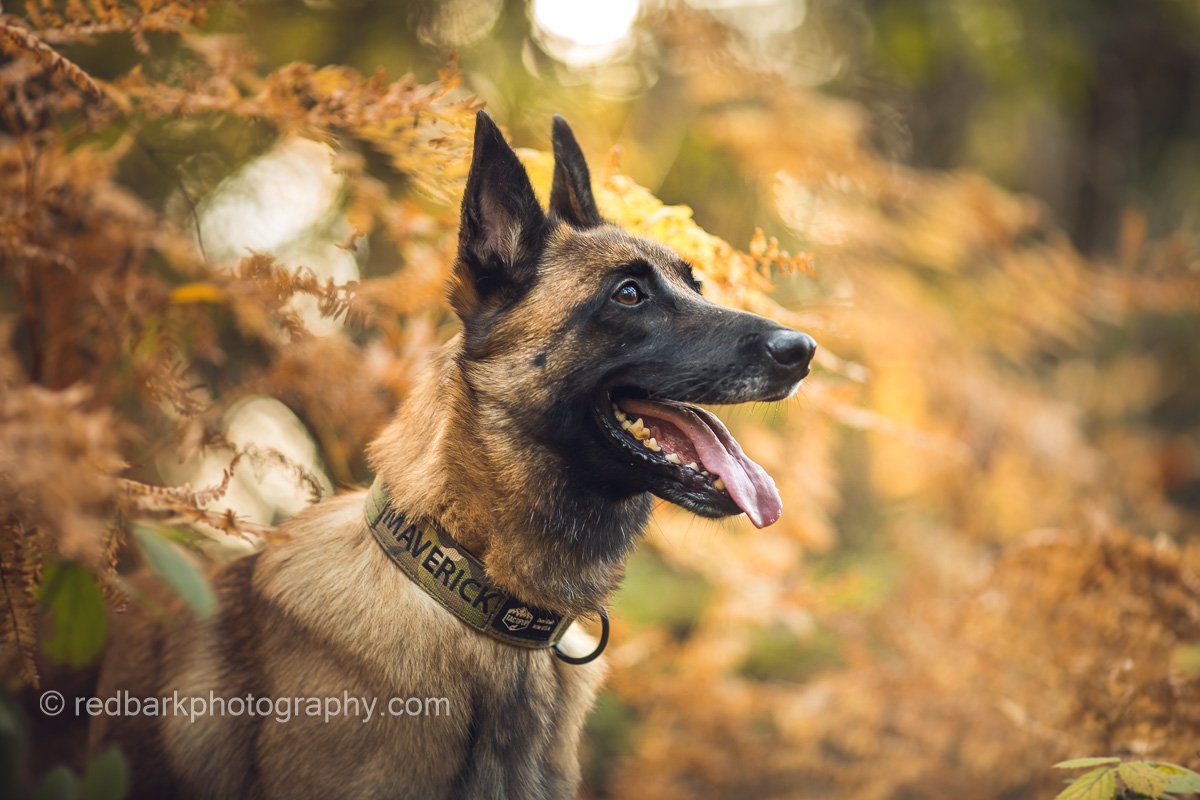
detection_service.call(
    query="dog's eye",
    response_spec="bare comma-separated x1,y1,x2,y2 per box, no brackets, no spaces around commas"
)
612,281,645,306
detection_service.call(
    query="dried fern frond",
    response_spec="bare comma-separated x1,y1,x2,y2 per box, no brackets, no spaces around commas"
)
0,18,105,99
0,380,126,568
0,358,125,686
0,519,43,686
120,478,276,546
22,0,212,47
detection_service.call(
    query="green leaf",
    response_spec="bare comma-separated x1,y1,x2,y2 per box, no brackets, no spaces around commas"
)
1054,758,1122,770
0,696,19,737
1155,763,1200,794
38,562,108,667
33,765,78,800
79,747,129,800
1119,762,1170,798
1152,762,1190,777
1054,766,1118,800
1151,764,1190,775
132,525,215,618
1166,777,1200,794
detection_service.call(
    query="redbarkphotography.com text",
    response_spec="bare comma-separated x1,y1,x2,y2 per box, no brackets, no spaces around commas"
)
39,689,450,724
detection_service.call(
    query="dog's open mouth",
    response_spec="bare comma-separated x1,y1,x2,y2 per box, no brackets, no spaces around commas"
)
597,393,783,528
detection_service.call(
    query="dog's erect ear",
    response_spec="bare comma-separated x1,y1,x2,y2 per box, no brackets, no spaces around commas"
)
550,115,603,230
453,110,546,318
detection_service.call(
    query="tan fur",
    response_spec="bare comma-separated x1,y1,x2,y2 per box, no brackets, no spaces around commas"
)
87,117,752,798
373,226,691,615
90,226,666,797
91,479,609,796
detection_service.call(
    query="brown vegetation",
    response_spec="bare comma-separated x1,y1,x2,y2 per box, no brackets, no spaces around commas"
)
1,2,1198,797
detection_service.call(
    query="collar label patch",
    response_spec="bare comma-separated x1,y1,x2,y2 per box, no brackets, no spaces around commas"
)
365,479,573,649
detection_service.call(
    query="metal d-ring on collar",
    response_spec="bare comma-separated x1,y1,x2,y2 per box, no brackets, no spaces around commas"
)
552,609,610,665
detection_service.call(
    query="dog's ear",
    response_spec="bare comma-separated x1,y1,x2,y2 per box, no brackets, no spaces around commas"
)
453,110,546,319
550,115,603,230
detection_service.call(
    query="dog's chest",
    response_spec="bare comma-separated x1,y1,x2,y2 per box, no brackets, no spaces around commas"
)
238,507,608,798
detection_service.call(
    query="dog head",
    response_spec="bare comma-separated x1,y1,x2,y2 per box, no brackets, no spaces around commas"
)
451,111,815,528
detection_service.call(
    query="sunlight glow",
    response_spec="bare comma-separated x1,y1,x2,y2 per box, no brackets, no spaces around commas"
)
684,0,806,37
197,137,358,336
157,397,333,533
531,0,641,66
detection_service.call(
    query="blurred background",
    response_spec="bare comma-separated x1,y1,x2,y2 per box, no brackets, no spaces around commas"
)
2,1,1199,798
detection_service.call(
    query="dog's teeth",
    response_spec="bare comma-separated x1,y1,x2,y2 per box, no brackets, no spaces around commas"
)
700,470,710,477
665,453,681,464
713,477,726,491
685,462,698,471
645,437,661,452
631,419,650,440
620,420,632,430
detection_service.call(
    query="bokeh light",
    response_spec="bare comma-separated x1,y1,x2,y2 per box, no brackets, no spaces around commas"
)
198,137,357,336
531,0,642,66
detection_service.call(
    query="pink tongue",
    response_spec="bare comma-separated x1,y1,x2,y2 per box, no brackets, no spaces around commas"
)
620,399,783,528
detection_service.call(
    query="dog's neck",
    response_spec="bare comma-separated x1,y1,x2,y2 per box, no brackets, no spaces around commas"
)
366,337,651,616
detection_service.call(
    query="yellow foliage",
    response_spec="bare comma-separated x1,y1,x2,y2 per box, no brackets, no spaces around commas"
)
1,3,1198,798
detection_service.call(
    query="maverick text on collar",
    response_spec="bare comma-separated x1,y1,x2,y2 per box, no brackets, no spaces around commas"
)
364,479,607,663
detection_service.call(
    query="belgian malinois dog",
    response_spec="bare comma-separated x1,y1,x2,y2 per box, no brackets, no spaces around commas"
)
88,111,815,798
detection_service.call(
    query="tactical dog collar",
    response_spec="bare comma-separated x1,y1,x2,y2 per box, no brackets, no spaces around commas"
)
364,479,608,664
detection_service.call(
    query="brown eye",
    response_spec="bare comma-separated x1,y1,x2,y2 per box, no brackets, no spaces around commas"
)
613,281,644,306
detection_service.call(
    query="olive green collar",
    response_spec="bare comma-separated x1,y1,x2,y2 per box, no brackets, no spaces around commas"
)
364,479,607,663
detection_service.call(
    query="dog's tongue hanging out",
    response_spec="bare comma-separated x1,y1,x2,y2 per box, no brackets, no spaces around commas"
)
618,398,783,528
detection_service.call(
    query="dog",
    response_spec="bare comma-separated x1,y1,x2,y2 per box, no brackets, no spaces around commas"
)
88,111,816,799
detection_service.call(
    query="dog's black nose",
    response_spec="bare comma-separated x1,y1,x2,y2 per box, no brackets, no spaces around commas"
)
766,329,816,371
